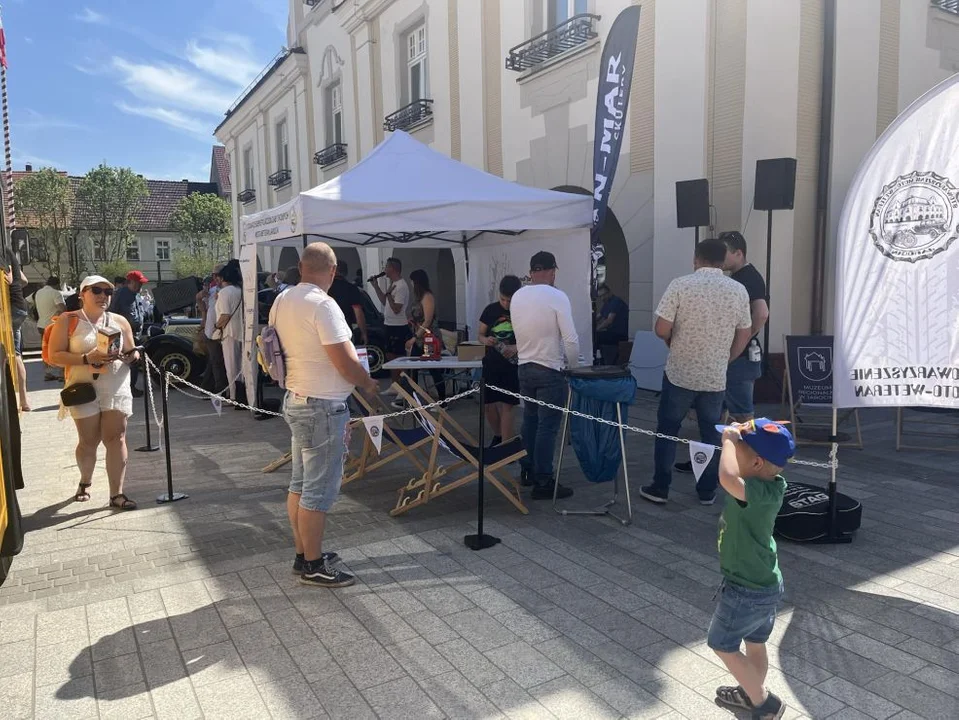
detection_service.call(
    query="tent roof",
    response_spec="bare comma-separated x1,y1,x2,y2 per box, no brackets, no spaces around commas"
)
241,131,592,246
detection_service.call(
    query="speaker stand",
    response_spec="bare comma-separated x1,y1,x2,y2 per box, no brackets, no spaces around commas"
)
694,225,700,248
762,210,783,396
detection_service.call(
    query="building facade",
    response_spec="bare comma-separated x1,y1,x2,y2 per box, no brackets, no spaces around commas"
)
214,0,959,351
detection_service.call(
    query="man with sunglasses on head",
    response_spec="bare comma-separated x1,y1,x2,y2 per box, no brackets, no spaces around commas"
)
110,270,149,398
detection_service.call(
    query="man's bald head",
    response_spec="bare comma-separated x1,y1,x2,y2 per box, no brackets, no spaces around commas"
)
299,242,338,290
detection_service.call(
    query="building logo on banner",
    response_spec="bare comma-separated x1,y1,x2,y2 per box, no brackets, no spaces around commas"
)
798,347,832,384
290,206,298,234
869,171,959,263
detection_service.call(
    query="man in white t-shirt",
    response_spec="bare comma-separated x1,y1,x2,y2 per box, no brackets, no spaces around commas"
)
34,276,65,381
272,242,377,589
509,251,580,500
214,260,244,403
368,256,410,388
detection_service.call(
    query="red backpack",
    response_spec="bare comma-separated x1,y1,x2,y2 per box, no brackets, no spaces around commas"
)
41,312,80,366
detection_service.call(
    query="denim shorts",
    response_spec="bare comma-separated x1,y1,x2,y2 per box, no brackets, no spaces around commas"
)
283,393,351,512
725,358,762,417
707,580,784,653
11,308,27,355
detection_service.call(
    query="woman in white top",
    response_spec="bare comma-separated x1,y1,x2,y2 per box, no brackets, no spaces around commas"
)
48,276,140,509
214,259,244,403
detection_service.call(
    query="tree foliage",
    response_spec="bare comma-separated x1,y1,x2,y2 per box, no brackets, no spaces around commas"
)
170,193,232,262
171,250,219,280
13,169,74,280
76,164,149,264
97,260,132,284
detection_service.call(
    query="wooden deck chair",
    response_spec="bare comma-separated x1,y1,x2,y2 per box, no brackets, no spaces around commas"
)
400,372,480,445
343,389,434,485
390,381,529,516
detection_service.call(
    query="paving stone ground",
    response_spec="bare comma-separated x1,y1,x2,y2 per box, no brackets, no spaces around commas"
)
3,357,959,719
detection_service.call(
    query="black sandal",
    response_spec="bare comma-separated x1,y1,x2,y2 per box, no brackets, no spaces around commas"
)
716,685,754,710
109,493,138,511
74,482,92,503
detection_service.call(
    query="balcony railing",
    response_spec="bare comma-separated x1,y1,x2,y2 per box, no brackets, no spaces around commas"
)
304,0,324,6
384,99,434,132
932,0,959,14
314,143,348,167
237,188,256,204
506,14,601,72
268,169,292,188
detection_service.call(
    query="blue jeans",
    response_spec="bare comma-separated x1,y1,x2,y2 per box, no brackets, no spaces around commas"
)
283,393,351,512
707,580,784,653
518,363,567,487
652,376,724,497
725,357,762,418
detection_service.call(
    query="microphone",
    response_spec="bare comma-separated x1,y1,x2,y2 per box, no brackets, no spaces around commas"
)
367,272,386,283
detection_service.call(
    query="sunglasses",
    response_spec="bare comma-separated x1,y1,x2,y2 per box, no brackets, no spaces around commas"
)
86,287,114,297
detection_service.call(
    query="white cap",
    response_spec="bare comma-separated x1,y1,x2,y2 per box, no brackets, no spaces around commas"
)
79,275,114,291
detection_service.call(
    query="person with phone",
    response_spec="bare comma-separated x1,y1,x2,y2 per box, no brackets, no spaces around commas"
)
47,276,141,510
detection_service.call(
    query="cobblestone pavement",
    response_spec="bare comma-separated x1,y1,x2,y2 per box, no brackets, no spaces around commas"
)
2,359,959,719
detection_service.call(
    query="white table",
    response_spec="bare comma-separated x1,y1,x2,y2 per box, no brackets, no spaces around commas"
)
383,357,483,371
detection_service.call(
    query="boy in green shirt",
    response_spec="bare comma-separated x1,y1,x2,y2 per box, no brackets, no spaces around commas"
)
707,418,794,720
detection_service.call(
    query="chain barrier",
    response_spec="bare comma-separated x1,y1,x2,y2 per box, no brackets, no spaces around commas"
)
486,383,838,470
143,356,164,429
142,354,480,421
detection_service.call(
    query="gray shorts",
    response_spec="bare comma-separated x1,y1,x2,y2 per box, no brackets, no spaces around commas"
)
282,393,350,512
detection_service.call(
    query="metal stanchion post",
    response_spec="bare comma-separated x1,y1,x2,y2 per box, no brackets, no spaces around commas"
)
135,354,159,452
156,372,188,504
464,367,500,550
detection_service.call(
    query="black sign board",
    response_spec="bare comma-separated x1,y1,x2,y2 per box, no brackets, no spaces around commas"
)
785,335,833,406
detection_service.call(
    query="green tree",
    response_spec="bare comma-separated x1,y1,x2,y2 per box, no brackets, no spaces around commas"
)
76,164,149,265
13,168,75,280
170,193,232,262
171,251,218,280
97,259,132,284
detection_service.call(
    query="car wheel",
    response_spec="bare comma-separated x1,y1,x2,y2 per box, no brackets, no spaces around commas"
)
150,346,204,384
365,343,387,378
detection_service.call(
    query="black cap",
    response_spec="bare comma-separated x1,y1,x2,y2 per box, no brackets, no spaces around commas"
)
530,251,557,271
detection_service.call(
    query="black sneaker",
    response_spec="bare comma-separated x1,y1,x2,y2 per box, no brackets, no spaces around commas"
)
519,468,534,487
639,485,669,504
674,461,693,474
132,387,144,398
752,692,786,720
300,558,356,588
292,552,340,575
489,435,502,447
531,483,573,500
698,493,717,506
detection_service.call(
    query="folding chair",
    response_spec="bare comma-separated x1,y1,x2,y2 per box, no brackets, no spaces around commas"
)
344,390,434,485
390,381,529,516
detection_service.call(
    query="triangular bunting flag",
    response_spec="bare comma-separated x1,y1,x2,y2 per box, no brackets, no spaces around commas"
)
211,396,223,417
688,441,715,482
362,416,384,454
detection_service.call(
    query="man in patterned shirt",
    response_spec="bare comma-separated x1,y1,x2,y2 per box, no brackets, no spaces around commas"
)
641,239,753,506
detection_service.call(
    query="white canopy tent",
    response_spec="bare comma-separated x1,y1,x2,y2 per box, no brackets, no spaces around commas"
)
238,131,594,398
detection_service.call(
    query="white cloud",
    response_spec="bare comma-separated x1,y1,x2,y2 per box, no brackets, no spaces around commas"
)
76,8,108,25
111,57,235,116
12,152,63,170
24,38,34,45
185,37,260,87
115,102,209,137
17,109,86,131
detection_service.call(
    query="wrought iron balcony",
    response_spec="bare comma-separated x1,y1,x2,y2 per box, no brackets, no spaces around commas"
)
314,143,348,167
506,14,601,72
268,169,292,188
384,99,434,132
304,0,324,6
932,0,959,14
237,188,256,204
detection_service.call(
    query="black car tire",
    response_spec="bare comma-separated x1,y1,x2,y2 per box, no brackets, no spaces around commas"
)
150,345,205,384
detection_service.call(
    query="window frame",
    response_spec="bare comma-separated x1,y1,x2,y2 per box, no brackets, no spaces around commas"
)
155,238,171,262
126,238,140,262
275,118,290,172
242,145,255,191
547,0,588,27
326,81,344,147
404,23,428,104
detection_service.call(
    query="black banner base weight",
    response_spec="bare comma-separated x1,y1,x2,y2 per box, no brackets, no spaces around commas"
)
463,533,500,551
810,533,853,545
156,492,188,504
135,445,160,453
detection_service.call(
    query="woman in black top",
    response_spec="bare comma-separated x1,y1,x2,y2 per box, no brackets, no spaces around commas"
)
5,248,30,410
478,275,522,446
399,269,445,402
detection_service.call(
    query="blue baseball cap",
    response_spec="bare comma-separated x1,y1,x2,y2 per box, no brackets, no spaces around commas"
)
715,418,796,467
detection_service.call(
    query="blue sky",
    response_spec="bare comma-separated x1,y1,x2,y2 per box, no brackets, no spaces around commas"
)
4,0,285,181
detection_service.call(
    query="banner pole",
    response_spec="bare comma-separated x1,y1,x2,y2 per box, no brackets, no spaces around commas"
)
464,365,499,550
819,406,850,544
135,354,159,452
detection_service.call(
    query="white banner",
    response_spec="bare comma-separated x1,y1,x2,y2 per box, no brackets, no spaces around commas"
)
465,229,593,362
239,243,259,409
835,74,959,409
362,416,384,454
688,441,715,482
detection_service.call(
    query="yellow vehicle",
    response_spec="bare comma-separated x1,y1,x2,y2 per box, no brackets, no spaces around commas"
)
0,259,24,586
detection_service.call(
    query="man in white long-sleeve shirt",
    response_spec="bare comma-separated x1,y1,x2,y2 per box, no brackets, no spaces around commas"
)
509,251,579,500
